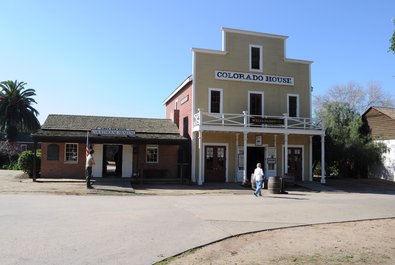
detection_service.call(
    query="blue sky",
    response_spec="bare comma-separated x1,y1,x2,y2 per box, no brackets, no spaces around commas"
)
1,0,394,124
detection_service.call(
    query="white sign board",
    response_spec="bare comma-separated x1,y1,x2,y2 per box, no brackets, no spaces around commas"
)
215,70,294,86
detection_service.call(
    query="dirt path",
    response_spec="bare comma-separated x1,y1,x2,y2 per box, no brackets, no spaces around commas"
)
161,218,395,265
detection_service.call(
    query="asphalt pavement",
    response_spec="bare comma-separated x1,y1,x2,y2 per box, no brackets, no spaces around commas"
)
1,170,395,265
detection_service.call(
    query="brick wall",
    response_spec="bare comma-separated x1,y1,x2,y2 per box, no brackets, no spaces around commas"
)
136,144,180,178
41,142,86,178
165,81,193,139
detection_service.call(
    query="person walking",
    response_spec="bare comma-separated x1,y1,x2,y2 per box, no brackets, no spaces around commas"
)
86,149,95,189
253,162,264,196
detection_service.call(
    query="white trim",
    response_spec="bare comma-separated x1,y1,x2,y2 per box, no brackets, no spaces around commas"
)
222,28,226,51
248,91,264,116
64,143,78,164
174,99,178,110
282,144,305,180
222,27,288,40
193,124,325,136
284,58,313,64
249,44,263,72
163,75,192,105
287,94,300,117
192,48,228,55
202,142,229,183
208,88,223,114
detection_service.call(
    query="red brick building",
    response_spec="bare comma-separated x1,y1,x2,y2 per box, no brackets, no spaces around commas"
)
33,114,187,182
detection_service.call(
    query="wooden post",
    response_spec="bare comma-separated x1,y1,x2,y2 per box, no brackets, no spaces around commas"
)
32,141,37,182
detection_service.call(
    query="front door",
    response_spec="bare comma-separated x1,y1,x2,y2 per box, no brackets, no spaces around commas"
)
103,145,123,177
247,147,265,181
205,146,226,182
288,148,302,181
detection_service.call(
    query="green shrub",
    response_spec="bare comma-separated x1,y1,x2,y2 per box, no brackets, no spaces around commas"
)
18,150,41,177
2,162,20,170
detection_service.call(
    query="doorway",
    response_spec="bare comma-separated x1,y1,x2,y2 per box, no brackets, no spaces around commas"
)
247,147,265,181
287,147,303,181
103,145,123,177
205,145,226,182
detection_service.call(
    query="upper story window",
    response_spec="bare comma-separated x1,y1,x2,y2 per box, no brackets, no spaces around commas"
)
287,94,299,117
249,91,264,116
209,88,223,114
250,45,263,72
47,144,59,160
146,145,159,163
65,143,78,163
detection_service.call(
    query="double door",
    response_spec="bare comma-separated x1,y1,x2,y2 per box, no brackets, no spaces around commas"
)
205,146,226,182
287,147,302,181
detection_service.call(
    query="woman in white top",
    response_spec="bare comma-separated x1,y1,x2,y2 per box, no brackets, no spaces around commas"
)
254,163,264,196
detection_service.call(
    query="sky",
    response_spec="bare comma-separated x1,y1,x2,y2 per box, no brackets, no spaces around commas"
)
1,0,394,124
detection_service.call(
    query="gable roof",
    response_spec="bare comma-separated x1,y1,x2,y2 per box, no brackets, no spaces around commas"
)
33,114,186,144
41,114,180,134
363,107,395,120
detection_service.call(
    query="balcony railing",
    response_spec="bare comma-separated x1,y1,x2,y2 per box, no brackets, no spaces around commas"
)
193,109,323,131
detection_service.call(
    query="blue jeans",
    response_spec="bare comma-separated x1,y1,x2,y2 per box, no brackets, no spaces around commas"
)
255,179,262,195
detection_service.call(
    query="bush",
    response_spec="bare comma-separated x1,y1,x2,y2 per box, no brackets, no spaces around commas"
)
2,162,20,170
18,150,41,177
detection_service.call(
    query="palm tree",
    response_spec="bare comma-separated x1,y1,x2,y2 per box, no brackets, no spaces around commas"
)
0,80,40,142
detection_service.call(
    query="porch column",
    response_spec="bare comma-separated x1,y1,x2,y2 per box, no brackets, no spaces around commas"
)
235,133,239,182
191,135,196,183
321,135,326,184
198,130,203,185
309,136,313,181
243,132,248,183
284,133,288,176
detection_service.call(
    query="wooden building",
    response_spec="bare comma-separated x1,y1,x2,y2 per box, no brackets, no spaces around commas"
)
164,28,326,185
363,107,395,181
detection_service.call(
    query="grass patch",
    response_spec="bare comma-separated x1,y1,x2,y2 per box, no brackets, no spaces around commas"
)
270,252,390,265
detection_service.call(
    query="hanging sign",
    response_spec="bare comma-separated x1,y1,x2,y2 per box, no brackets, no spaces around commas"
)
91,128,135,137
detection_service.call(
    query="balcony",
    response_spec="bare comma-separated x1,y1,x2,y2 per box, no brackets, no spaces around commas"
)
193,109,324,135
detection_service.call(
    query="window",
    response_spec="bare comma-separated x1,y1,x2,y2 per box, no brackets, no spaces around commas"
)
287,94,299,117
146,145,159,163
20,144,28,152
65,143,78,163
47,144,59,160
249,92,264,116
250,45,263,72
209,88,223,114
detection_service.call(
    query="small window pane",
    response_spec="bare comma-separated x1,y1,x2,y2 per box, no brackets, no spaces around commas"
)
250,93,262,115
146,146,158,163
210,90,220,113
289,96,297,117
65,143,78,162
251,47,260,70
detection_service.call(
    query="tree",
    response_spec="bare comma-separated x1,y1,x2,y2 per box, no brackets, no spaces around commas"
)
315,101,387,178
314,81,395,115
0,80,40,141
390,18,395,53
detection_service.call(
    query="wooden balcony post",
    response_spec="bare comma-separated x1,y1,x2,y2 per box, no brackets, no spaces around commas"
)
243,111,248,127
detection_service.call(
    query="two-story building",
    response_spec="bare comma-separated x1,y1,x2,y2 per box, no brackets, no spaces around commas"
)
164,28,326,185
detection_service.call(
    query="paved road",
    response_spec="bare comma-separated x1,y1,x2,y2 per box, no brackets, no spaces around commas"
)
1,190,395,265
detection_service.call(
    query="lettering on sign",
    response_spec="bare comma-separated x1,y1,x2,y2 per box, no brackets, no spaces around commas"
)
215,70,294,86
91,128,135,137
250,117,284,125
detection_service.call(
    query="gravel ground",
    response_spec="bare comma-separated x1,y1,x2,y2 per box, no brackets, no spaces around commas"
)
161,218,395,265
